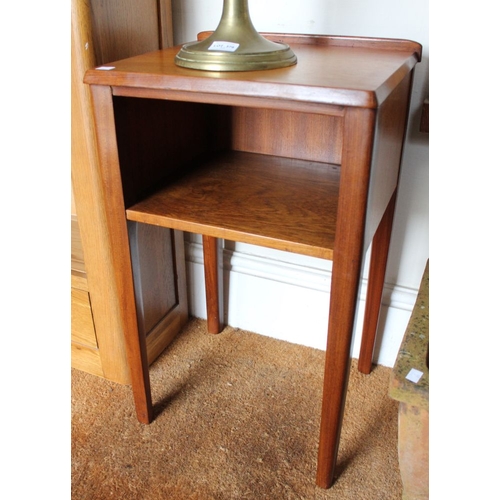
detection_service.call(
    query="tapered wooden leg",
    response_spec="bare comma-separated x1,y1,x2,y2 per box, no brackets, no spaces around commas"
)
202,235,224,334
358,191,397,374
316,252,364,488
316,107,376,489
89,85,154,424
127,331,154,423
118,228,154,424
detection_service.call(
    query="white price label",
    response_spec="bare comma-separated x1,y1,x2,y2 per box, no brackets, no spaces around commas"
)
209,41,240,52
406,368,424,384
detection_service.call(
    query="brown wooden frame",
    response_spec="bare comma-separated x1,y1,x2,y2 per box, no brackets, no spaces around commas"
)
85,33,421,488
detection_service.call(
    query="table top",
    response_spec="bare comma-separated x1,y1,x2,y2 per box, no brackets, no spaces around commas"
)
84,34,421,109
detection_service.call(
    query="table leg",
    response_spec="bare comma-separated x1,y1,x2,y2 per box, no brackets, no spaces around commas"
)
90,84,154,424
316,252,364,488
316,107,376,488
202,235,224,334
358,191,397,374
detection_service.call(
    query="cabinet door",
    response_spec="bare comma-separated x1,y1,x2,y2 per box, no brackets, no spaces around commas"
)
129,224,188,364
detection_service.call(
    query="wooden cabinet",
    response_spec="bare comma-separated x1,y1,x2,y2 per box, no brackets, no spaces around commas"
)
71,0,187,384
71,216,102,377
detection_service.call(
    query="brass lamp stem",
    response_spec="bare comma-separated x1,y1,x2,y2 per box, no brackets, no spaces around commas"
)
224,0,249,18
175,0,297,72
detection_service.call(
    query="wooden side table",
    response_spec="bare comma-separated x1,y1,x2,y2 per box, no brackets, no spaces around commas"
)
84,33,421,488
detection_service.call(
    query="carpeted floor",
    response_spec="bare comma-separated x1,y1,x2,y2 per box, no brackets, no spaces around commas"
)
72,318,402,499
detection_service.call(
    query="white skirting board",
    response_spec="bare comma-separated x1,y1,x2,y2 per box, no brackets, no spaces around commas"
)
184,236,417,368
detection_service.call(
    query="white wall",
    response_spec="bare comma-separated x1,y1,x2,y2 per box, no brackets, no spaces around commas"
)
171,0,429,367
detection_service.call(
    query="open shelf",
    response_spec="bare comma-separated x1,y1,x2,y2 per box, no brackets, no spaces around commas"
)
126,150,340,259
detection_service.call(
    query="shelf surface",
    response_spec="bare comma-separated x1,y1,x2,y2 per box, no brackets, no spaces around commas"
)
84,36,421,110
126,151,340,259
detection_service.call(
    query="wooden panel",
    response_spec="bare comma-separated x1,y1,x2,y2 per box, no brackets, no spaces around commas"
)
72,273,88,292
128,223,178,335
364,72,413,251
113,98,217,207
158,0,174,48
145,229,189,363
71,342,103,378
232,108,343,164
71,0,177,384
71,215,86,276
198,32,422,59
112,86,345,118
71,288,97,348
127,151,340,259
71,0,130,383
89,0,162,65
146,309,185,364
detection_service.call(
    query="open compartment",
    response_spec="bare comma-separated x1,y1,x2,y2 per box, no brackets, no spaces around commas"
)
113,96,344,259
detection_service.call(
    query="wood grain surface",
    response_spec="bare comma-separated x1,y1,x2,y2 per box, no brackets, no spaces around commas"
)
127,151,340,259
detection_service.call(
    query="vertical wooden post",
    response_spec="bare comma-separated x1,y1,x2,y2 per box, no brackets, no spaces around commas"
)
358,191,397,374
90,85,153,424
316,108,376,488
203,235,224,334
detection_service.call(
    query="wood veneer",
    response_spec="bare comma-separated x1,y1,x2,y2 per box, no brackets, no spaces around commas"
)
85,33,421,488
127,151,340,260
71,0,184,384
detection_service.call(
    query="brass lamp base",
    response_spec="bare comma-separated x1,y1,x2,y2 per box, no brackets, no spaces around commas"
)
175,0,297,72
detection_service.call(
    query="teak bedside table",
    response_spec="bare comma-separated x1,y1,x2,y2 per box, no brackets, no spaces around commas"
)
84,33,421,488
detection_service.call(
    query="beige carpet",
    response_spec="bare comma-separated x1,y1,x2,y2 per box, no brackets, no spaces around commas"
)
72,318,402,499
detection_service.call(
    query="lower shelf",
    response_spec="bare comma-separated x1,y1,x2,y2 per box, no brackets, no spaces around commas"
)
126,151,340,259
